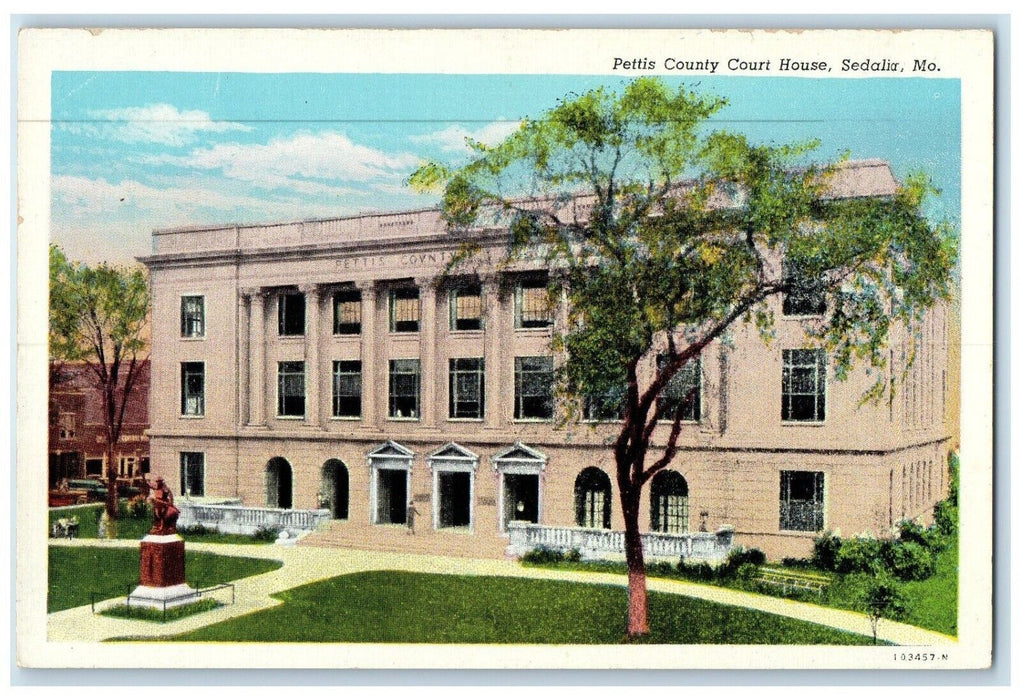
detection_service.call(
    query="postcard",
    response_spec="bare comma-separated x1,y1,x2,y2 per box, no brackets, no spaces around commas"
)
16,26,993,670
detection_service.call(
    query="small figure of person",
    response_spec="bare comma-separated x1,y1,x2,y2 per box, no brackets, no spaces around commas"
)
145,476,181,535
406,500,420,535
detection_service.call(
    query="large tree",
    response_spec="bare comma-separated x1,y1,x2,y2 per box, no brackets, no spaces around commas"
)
412,78,956,638
49,245,150,531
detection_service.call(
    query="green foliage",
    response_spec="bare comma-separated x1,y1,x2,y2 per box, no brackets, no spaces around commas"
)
846,571,909,643
412,79,956,429
411,78,956,636
49,245,149,365
833,535,885,575
521,546,581,564
252,526,280,542
811,531,843,571
49,245,150,520
123,495,152,520
178,523,217,536
882,539,936,581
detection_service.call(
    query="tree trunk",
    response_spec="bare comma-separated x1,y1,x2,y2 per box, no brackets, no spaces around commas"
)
104,441,119,521
622,491,649,638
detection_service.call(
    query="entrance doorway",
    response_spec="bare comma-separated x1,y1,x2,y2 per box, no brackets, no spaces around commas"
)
438,471,471,528
321,459,349,519
502,473,539,529
376,468,408,524
266,457,293,509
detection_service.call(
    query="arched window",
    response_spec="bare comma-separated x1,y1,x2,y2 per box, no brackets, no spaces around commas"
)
650,470,689,533
321,459,349,520
574,467,612,529
266,456,293,509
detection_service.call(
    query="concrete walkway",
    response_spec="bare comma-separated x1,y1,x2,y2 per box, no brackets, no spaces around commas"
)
47,539,956,646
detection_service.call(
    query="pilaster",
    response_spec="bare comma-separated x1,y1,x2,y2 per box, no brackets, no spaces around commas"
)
300,284,321,428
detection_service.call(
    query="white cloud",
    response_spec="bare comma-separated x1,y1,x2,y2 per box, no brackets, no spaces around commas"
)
410,120,521,153
145,131,421,191
89,103,252,146
52,174,293,221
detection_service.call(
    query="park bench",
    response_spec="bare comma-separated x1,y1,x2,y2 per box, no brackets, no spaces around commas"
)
754,567,831,596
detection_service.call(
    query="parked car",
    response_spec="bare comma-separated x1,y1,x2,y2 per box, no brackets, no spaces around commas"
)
65,478,107,502
48,490,87,507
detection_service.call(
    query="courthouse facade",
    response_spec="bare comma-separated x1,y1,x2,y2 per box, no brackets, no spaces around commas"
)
140,160,954,560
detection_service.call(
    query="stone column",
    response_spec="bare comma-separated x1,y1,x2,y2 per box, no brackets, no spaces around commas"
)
482,273,504,429
300,284,321,428
357,281,378,430
416,277,437,427
247,289,267,427
237,292,250,427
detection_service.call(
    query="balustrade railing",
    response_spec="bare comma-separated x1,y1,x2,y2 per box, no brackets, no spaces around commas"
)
177,501,331,536
506,522,735,562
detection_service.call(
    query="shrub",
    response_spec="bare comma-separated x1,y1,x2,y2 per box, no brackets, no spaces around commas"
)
564,548,582,563
124,495,152,520
252,526,280,542
834,536,884,575
735,562,759,581
179,523,218,536
716,547,766,579
883,540,936,581
845,571,909,643
933,499,958,538
675,557,716,582
781,557,813,569
811,531,843,571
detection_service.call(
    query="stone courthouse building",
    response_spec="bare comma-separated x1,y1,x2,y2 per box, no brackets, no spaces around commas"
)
139,160,954,560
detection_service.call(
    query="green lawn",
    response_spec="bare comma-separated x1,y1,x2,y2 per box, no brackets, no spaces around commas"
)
522,538,959,638
48,545,282,612
169,570,876,644
900,532,958,636
48,504,273,545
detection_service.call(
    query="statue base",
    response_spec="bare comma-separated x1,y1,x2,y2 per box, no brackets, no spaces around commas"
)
128,533,198,608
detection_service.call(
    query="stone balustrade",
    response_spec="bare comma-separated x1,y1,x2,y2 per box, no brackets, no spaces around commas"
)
505,522,735,563
177,500,331,537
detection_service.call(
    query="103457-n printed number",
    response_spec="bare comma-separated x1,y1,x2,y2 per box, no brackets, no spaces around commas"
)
894,653,949,662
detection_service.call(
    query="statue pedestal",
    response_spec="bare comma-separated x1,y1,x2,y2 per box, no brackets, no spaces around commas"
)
128,533,199,609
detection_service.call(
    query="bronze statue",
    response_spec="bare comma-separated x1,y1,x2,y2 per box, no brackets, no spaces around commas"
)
145,477,180,535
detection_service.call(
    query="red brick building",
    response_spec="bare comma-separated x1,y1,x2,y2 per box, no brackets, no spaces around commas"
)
47,360,151,486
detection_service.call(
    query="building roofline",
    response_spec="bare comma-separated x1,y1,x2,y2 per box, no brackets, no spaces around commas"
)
148,159,896,238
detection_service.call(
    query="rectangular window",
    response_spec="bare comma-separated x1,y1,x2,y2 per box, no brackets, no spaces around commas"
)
180,295,205,338
780,470,825,531
389,359,421,419
118,456,137,477
180,452,205,497
515,279,552,329
278,292,306,336
449,357,485,419
180,362,205,416
58,412,76,440
782,349,827,422
514,356,554,420
332,360,362,418
450,286,482,331
333,290,362,335
657,356,702,422
277,361,306,417
583,386,625,421
389,287,420,333
782,259,827,316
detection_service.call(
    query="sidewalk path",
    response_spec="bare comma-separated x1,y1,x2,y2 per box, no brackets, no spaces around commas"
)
47,539,955,646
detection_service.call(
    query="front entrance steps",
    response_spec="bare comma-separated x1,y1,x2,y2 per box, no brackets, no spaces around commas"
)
298,519,510,559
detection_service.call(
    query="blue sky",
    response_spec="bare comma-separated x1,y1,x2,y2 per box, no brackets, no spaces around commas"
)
50,73,961,265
